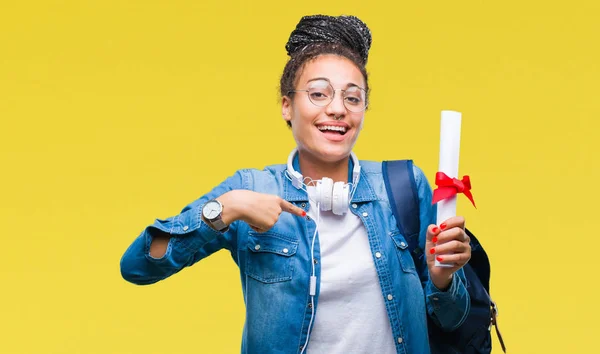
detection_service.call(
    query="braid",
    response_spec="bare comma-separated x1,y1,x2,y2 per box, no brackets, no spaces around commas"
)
285,15,371,65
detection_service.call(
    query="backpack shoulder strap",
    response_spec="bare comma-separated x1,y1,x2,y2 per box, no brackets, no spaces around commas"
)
382,160,421,254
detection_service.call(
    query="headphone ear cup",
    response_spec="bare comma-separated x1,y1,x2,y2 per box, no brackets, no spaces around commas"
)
342,183,350,210
332,181,348,215
319,177,333,211
315,181,322,207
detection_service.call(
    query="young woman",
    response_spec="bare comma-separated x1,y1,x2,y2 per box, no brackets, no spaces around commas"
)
120,14,472,354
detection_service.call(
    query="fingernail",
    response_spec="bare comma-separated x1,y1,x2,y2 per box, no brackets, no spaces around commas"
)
302,211,306,216
436,256,444,262
432,237,438,243
432,227,439,233
429,248,435,254
440,223,447,230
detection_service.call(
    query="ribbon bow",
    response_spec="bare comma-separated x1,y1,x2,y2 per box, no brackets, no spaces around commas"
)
432,172,476,208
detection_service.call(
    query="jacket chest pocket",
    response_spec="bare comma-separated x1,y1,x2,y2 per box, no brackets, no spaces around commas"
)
245,232,298,283
390,231,418,274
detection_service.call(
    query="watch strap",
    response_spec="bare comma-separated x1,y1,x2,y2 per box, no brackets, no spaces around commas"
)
210,217,229,232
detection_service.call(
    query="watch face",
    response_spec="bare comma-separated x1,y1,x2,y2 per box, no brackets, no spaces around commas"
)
203,200,222,219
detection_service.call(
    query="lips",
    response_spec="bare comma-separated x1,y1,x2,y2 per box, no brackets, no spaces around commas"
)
316,125,350,142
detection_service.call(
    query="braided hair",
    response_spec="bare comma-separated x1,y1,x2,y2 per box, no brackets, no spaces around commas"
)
280,15,372,127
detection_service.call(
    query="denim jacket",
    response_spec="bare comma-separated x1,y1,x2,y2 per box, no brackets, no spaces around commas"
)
120,158,470,354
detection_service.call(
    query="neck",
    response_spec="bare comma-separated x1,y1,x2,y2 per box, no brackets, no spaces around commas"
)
297,150,350,183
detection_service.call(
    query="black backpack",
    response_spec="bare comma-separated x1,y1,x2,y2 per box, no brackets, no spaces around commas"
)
382,160,506,354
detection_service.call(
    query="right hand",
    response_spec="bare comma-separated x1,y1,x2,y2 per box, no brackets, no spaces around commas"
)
217,190,306,233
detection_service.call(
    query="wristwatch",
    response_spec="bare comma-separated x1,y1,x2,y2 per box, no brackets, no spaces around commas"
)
202,199,229,232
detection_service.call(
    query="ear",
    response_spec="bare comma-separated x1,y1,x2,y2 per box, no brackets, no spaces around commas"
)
282,96,292,123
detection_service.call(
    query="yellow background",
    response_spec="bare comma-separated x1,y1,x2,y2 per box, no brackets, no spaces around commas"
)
1,1,598,353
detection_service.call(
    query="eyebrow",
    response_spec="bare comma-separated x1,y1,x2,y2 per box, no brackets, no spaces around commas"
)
306,77,363,89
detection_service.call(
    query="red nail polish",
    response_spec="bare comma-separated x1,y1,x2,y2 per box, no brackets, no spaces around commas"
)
432,227,439,233
430,248,435,254
432,237,438,243
440,223,447,230
436,256,444,262
302,211,306,216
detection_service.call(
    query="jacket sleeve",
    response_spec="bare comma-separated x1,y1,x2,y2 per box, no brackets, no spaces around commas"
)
413,164,470,331
119,170,246,285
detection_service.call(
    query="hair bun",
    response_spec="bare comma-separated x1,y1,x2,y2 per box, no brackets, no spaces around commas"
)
285,15,372,64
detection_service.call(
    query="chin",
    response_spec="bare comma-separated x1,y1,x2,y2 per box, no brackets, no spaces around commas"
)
296,132,357,163
314,145,354,163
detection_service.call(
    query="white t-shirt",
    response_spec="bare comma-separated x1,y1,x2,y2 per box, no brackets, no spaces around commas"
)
305,186,396,354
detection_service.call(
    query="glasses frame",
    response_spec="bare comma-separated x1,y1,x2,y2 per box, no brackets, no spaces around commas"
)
287,82,368,113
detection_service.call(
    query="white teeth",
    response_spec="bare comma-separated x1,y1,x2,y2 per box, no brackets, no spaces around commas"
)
317,125,347,133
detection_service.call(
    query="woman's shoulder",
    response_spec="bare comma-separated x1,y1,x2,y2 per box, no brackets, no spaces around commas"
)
225,163,287,191
358,159,429,188
357,159,426,175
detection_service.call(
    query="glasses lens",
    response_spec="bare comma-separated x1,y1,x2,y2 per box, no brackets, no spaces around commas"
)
343,86,367,112
307,82,333,107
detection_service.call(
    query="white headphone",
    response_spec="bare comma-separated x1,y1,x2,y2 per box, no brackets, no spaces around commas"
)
286,148,361,215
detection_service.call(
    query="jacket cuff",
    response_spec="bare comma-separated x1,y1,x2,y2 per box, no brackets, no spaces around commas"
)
144,204,223,261
425,272,470,331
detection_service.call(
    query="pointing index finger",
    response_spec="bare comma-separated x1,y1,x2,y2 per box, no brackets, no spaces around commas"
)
280,199,307,217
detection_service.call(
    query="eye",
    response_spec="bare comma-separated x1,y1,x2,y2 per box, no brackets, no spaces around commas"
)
308,88,331,101
344,94,363,105
345,96,361,105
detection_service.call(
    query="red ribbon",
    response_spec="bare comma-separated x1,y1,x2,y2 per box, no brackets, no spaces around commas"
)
432,172,476,208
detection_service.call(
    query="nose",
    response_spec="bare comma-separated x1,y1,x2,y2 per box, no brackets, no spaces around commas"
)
325,89,347,118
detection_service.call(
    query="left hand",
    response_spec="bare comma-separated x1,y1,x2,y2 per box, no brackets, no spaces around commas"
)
425,216,471,290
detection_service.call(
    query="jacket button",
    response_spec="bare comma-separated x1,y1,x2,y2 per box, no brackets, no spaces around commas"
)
362,212,368,217
283,248,289,254
308,303,312,308
183,225,189,231
313,258,318,264
387,294,393,301
254,245,261,251
352,203,358,208
397,337,403,344
301,203,306,208
375,252,382,258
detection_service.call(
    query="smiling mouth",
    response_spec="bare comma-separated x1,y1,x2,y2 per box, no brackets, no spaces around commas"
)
317,125,348,135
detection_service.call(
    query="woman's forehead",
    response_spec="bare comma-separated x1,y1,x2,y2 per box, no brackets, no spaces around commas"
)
298,55,365,88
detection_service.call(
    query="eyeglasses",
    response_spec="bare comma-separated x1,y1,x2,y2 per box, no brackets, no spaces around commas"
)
288,80,368,113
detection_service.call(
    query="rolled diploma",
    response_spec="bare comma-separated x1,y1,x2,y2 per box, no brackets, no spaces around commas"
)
435,110,462,267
